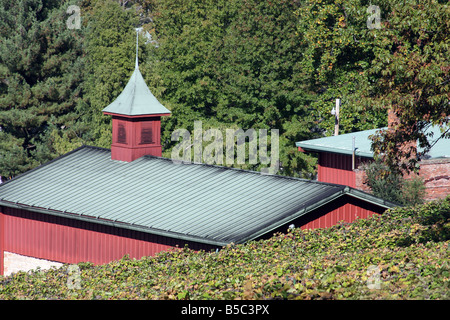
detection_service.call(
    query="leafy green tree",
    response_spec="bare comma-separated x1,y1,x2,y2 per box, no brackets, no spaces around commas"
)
145,0,318,177
0,0,86,180
362,159,426,206
295,0,388,136
79,0,140,148
366,0,449,174
295,0,449,175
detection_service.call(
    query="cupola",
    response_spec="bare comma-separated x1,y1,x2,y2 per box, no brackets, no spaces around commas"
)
102,30,171,162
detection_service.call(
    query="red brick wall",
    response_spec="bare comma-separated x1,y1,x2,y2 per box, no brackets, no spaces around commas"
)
354,159,450,202
354,168,371,193
419,158,450,201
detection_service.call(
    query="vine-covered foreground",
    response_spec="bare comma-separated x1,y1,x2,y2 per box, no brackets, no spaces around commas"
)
1,197,449,300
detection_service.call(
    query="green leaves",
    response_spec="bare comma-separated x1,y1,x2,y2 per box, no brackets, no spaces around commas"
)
366,0,450,173
295,0,387,136
1,196,449,300
146,0,317,177
0,0,87,179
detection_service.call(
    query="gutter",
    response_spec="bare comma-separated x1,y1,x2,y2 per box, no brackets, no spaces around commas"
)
345,187,401,208
296,143,374,158
236,186,398,244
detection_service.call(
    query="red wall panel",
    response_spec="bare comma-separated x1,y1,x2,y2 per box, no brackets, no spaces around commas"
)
318,165,356,187
318,152,356,187
1,207,217,270
296,195,384,230
0,209,4,275
317,152,372,188
249,195,386,241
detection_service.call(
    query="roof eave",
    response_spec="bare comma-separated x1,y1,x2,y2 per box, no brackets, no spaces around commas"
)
235,187,347,244
0,200,227,248
235,186,397,244
296,143,374,158
344,187,400,208
102,111,171,118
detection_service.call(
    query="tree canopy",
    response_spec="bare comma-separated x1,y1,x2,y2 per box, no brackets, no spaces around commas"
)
0,0,448,181
366,0,449,173
0,0,85,179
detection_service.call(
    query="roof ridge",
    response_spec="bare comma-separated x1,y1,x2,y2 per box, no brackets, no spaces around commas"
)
0,144,348,190
0,145,92,187
139,153,346,188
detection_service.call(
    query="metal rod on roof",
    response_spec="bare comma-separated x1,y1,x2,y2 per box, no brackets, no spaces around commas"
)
352,136,356,170
334,98,340,136
135,28,142,69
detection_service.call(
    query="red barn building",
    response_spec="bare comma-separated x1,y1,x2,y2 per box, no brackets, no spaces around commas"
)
0,45,395,276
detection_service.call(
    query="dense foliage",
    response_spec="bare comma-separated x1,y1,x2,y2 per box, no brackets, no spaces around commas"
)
0,0,86,178
362,159,426,206
295,0,449,174
367,0,450,174
1,196,449,300
144,0,319,176
0,0,448,179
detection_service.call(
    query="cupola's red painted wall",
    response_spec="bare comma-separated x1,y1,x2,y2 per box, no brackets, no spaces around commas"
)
104,112,170,162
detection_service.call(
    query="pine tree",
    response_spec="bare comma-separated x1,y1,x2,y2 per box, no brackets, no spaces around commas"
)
0,0,86,179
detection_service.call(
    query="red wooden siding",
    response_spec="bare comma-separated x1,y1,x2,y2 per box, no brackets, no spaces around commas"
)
318,152,356,187
1,206,217,269
110,115,163,161
0,209,4,275
254,195,386,241
317,152,372,187
297,195,384,230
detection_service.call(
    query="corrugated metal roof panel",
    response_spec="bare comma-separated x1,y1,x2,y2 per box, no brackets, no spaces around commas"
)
0,146,393,245
296,125,450,159
296,128,380,158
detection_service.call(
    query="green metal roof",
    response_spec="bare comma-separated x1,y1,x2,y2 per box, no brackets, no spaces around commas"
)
296,125,450,159
297,128,380,158
0,146,394,246
102,65,171,116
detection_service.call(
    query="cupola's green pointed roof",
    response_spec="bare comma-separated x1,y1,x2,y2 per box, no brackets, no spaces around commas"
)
102,30,171,117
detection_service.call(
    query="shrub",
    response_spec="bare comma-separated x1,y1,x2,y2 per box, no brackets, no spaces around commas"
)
362,160,426,206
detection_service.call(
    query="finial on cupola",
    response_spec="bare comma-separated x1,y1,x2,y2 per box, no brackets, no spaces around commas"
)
135,27,140,69
102,28,171,162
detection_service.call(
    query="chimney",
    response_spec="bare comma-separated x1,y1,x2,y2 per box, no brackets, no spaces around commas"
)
102,30,171,162
387,108,417,162
387,108,399,130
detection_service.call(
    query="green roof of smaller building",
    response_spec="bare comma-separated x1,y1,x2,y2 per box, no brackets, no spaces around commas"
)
296,125,450,159
297,128,380,158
